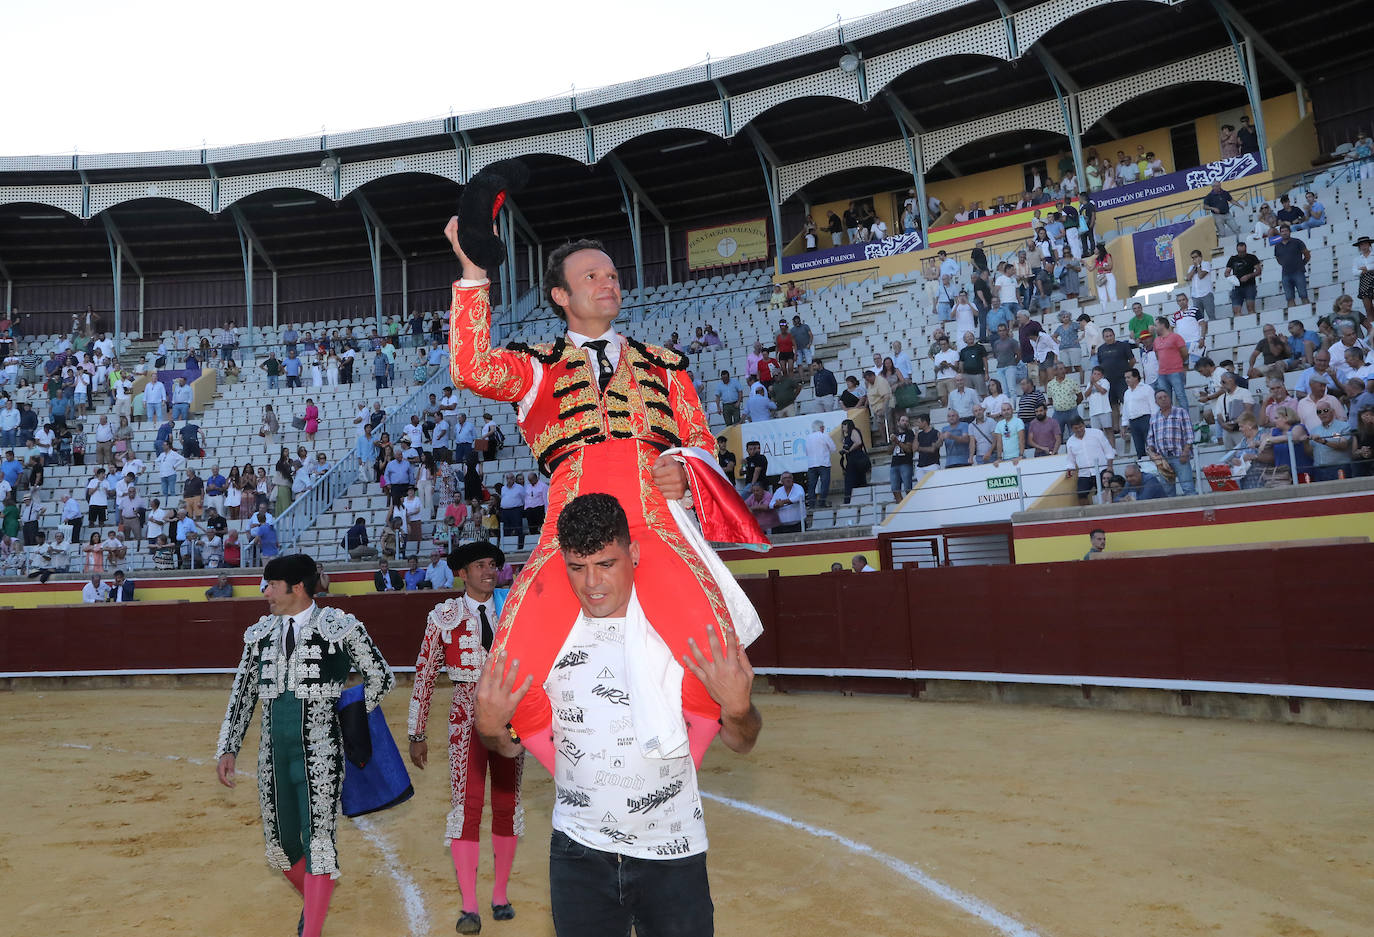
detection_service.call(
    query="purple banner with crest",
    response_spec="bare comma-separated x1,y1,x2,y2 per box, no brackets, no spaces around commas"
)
1089,153,1263,212
1132,220,1195,285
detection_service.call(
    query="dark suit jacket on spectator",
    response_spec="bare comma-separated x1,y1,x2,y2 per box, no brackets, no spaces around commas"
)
109,581,137,602
374,570,405,592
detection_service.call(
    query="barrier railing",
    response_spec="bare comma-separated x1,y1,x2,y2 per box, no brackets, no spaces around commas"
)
1108,156,1368,239
271,366,451,556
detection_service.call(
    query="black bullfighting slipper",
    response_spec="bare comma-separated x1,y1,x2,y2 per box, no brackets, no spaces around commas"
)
492,903,515,921
297,911,304,936
456,910,482,934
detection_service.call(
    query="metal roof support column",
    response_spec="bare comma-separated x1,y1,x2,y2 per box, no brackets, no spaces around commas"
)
608,154,667,289
97,208,143,349
881,91,932,235
361,213,384,336
229,206,275,348
664,223,673,286
613,173,645,294
101,224,124,347
1044,71,1087,192
356,193,408,329
744,125,784,272
1209,0,1307,118
138,276,145,338
711,77,732,138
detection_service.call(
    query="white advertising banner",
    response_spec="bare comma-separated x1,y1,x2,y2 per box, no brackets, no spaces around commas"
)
880,454,1079,531
738,409,853,475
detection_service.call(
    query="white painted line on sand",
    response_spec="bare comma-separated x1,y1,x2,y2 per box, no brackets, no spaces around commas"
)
350,814,430,937
702,791,1043,937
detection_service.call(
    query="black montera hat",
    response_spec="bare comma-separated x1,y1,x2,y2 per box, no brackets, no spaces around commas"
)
447,540,505,574
263,553,318,587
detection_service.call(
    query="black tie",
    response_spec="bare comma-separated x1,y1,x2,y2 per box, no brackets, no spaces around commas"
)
478,604,494,651
583,340,614,392
284,617,296,658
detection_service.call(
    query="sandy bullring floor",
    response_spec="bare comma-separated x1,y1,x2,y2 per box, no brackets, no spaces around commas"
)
3,686,1372,937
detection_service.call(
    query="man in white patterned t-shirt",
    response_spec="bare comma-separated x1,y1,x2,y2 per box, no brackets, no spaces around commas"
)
476,492,761,937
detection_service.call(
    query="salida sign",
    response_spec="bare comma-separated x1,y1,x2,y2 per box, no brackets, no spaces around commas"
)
979,474,1023,505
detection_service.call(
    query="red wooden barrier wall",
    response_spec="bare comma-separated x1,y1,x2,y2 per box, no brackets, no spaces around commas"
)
5,543,1373,693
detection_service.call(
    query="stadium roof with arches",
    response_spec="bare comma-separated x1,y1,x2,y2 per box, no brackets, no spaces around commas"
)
0,0,1367,321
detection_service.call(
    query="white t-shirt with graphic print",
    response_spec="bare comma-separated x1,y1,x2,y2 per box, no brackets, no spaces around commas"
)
546,614,707,860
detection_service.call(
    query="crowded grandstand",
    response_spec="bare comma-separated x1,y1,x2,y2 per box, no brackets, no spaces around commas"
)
1,0,1371,588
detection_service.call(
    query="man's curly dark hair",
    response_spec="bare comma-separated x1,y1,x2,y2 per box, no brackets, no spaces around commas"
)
556,493,630,556
543,238,608,319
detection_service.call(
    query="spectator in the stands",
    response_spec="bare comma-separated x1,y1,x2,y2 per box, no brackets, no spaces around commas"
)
993,402,1025,465
1025,403,1061,458
402,555,426,591
425,548,454,589
1297,373,1346,433
743,381,777,423
140,373,168,424
768,471,806,534
1225,243,1262,316
1293,190,1327,231
373,557,403,592
1121,462,1170,501
170,377,192,421
863,369,893,443
744,482,778,535
1146,389,1195,496
715,370,745,426
205,573,235,599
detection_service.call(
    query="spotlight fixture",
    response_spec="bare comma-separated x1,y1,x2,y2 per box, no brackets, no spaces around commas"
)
320,156,341,173
839,53,860,74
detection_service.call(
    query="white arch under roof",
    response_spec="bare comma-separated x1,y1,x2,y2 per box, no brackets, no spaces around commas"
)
339,151,463,198
468,128,590,179
1078,46,1245,129
1013,0,1178,54
864,18,1013,97
779,139,912,202
0,186,84,217
594,101,727,161
88,180,214,215
922,99,1068,169
218,168,336,211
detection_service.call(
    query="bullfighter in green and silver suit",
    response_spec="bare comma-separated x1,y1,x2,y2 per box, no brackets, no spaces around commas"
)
216,553,394,937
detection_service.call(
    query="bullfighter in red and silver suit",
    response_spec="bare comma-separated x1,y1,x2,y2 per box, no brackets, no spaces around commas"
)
442,181,767,773
408,541,522,935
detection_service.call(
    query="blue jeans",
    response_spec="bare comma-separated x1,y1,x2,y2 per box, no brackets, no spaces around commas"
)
997,365,1019,400
145,402,161,423
0,429,13,448
161,475,176,498
890,461,914,499
548,830,713,937
1052,408,1079,436
172,402,189,420
267,374,278,389
1159,371,1188,412
1165,456,1195,496
1281,271,1308,303
807,466,831,507
1293,218,1326,231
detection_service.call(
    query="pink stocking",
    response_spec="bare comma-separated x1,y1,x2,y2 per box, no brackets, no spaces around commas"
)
491,834,518,907
687,716,721,769
301,873,335,937
283,858,306,895
522,729,555,775
451,839,481,914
